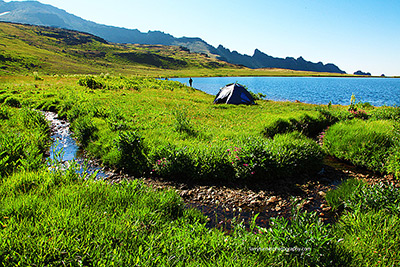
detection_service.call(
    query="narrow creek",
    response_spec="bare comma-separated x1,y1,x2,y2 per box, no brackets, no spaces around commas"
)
44,111,114,179
43,111,387,230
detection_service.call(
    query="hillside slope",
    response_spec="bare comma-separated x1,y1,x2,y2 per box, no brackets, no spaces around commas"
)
0,22,238,76
0,0,345,73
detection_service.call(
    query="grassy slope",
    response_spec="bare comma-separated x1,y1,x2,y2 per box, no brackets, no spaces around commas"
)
0,21,357,78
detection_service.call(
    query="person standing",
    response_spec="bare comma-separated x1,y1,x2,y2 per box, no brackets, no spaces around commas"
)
189,77,193,87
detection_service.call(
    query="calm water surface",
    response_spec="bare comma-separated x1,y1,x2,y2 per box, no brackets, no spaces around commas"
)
172,77,400,106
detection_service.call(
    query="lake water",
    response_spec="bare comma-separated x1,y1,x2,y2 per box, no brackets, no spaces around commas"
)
171,77,400,106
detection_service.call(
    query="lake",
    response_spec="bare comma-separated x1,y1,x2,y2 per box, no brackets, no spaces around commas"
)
171,77,400,106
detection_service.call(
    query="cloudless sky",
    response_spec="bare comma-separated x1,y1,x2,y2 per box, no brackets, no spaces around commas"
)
5,0,400,75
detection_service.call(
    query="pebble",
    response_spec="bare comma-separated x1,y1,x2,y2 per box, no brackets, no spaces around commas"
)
267,196,278,204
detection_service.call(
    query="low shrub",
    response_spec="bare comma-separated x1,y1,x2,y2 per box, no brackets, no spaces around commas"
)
387,148,400,178
0,94,11,104
195,144,234,180
269,132,324,176
151,145,197,180
4,97,21,108
370,106,400,121
78,75,104,89
348,109,369,120
263,209,350,266
262,118,292,138
116,131,149,177
327,178,400,214
346,182,400,214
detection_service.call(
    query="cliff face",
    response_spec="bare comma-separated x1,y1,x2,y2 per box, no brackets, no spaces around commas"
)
0,0,346,74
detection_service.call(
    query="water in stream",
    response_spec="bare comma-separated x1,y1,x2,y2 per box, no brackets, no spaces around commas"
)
44,111,113,178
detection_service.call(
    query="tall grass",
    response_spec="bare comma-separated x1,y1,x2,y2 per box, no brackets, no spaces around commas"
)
323,119,398,174
0,106,50,178
326,179,400,266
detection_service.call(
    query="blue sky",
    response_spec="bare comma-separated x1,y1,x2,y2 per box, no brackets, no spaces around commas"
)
6,0,400,75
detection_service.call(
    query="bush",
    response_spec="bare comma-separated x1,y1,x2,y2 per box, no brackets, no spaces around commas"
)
347,182,400,214
226,132,323,181
150,133,323,182
370,106,400,121
4,97,21,108
264,210,348,266
387,148,400,178
78,76,104,89
348,109,369,120
195,145,234,181
325,178,366,211
269,132,324,176
116,131,149,177
0,94,11,104
151,145,197,180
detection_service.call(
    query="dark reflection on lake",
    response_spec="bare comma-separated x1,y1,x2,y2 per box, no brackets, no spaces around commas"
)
172,77,400,106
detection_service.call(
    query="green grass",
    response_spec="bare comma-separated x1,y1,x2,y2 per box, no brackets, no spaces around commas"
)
0,166,350,266
0,106,50,178
2,74,400,265
1,75,332,182
0,104,347,265
323,119,399,175
325,179,400,266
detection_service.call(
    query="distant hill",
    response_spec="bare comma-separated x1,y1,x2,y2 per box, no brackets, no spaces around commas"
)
0,0,346,74
354,70,371,76
0,22,237,75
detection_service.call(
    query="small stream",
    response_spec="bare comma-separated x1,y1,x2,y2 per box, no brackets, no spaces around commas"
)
44,111,114,178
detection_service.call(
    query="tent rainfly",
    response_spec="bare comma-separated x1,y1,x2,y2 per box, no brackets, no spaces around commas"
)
213,83,255,105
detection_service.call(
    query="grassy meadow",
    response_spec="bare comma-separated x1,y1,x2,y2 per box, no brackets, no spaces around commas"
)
0,73,399,266
1,20,400,266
